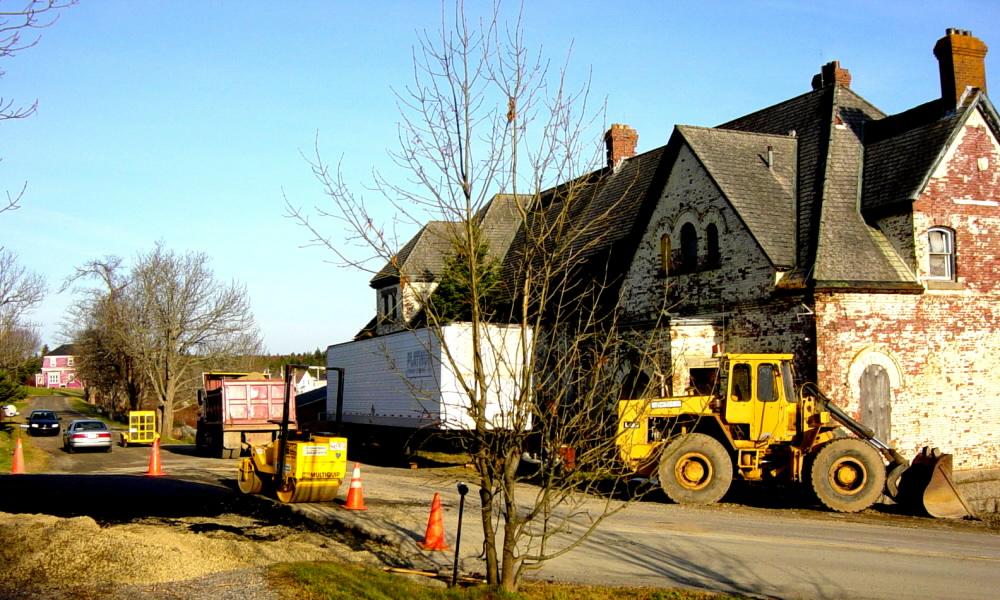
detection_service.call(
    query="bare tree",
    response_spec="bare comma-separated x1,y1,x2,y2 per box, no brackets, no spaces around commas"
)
67,245,262,435
62,257,144,416
289,2,666,591
1,0,75,213
0,246,44,371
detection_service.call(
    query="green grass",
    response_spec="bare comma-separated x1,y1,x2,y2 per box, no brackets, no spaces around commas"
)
269,561,748,600
22,386,84,398
0,425,48,472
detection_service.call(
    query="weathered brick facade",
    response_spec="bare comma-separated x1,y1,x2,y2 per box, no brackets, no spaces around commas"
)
815,112,1000,469
616,31,1000,471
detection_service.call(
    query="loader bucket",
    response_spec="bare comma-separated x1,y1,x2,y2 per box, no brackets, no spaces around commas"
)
896,447,975,519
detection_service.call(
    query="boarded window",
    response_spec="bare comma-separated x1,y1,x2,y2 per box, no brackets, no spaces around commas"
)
659,234,671,275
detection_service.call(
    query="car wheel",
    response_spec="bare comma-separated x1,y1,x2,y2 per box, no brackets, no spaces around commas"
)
105,445,112,453
65,443,74,454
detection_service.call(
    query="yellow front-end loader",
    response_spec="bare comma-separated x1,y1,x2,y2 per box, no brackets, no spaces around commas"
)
617,354,974,518
236,365,348,503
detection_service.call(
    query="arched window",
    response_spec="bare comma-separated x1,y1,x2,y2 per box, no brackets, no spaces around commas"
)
706,223,720,266
659,234,671,275
680,223,698,271
927,227,955,280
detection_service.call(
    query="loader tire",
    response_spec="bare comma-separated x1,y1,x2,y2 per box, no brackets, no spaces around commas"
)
809,438,885,513
658,433,733,505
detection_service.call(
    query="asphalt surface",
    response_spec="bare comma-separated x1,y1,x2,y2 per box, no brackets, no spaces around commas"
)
3,396,999,599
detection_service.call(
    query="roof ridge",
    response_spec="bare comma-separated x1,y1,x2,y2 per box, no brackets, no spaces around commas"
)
718,87,828,128
682,124,798,140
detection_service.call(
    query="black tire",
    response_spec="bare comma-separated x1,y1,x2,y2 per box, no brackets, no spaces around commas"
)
658,433,733,505
65,443,74,454
105,445,112,453
809,438,886,513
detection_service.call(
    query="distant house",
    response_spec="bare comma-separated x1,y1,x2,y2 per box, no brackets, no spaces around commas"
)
34,344,83,389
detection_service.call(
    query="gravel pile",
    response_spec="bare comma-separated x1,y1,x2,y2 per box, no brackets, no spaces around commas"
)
0,511,363,599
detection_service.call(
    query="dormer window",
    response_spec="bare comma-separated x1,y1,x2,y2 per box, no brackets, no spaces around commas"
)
927,227,955,280
380,289,399,321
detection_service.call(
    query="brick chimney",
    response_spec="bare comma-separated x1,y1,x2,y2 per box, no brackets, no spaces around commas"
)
934,28,988,110
811,60,852,90
604,123,638,167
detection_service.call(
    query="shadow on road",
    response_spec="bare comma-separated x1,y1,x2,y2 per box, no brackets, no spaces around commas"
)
0,474,239,521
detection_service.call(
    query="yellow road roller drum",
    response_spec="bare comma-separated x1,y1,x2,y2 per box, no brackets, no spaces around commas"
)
237,435,348,504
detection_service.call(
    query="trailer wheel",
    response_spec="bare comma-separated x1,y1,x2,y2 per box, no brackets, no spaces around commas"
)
809,438,885,513
658,433,733,505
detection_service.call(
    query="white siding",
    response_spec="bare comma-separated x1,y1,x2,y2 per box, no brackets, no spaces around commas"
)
326,323,532,431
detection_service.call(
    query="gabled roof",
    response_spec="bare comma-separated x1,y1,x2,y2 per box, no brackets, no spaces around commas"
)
862,91,1000,215
370,221,459,287
677,125,797,268
47,344,77,357
370,194,527,289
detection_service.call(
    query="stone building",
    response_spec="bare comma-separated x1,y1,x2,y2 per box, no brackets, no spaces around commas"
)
363,29,999,471
616,29,999,470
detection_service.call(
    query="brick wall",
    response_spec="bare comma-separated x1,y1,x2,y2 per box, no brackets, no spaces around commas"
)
817,111,1000,470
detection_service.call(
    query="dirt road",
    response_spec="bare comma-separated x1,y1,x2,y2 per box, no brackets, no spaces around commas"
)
3,395,1000,599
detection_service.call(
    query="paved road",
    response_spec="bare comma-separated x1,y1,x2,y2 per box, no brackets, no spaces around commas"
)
4,396,999,599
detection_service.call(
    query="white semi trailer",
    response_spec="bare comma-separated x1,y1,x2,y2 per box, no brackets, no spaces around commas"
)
325,323,532,434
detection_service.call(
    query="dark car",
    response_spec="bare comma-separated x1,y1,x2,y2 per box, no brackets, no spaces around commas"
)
26,410,60,436
63,419,113,453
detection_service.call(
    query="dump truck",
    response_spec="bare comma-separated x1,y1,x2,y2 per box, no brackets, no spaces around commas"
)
236,365,348,503
617,353,974,517
195,372,295,459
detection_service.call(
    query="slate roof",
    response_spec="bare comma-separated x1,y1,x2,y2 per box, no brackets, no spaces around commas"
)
47,344,78,357
677,126,797,268
371,194,527,289
369,61,997,321
370,221,458,287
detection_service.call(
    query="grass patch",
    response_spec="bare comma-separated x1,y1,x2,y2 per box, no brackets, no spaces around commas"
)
269,561,748,600
22,386,84,398
0,426,49,472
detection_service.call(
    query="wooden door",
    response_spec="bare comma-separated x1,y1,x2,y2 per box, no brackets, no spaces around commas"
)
859,364,891,441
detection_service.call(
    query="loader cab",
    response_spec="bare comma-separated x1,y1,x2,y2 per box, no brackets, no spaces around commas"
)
719,354,796,444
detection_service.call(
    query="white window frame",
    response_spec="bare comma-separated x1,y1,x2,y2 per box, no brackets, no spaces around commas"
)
927,227,955,281
47,372,60,386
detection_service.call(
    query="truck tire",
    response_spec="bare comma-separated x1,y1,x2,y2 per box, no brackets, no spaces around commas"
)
658,433,733,505
809,438,885,513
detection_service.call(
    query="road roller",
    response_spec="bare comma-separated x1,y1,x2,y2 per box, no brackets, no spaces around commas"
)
237,433,348,503
236,364,348,503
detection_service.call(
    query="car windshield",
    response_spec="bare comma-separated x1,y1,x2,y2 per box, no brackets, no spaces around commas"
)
74,421,107,431
31,411,56,420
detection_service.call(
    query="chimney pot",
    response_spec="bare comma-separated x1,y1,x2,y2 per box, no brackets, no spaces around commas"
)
604,123,638,168
934,28,988,110
811,60,852,90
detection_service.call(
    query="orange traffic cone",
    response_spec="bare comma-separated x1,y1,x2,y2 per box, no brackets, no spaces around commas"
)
344,462,367,510
146,438,164,476
420,492,449,551
10,437,25,474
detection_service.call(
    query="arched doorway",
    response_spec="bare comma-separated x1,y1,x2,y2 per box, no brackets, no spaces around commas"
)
859,363,891,441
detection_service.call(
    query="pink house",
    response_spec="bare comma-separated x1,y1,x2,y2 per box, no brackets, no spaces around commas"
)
34,344,83,389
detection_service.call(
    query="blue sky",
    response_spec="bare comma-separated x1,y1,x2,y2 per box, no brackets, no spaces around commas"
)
2,1,998,353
